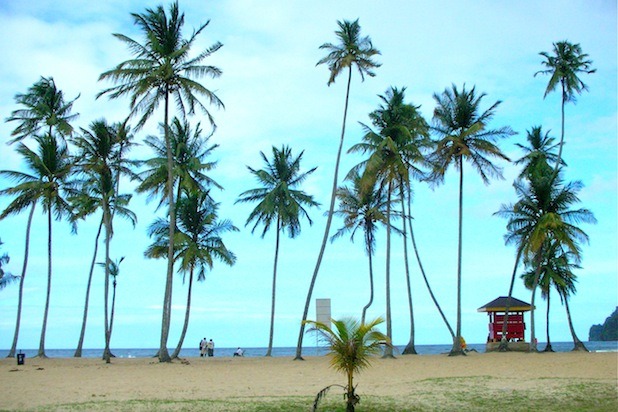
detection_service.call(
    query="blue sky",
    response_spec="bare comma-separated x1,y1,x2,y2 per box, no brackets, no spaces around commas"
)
0,0,616,351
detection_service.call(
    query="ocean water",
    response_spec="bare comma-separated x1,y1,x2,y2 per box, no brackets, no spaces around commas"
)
1,341,616,359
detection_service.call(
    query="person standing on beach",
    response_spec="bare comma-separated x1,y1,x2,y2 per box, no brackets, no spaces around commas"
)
207,339,214,357
200,338,207,357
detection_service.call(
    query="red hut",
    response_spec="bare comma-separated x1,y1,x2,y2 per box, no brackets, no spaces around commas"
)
478,296,534,352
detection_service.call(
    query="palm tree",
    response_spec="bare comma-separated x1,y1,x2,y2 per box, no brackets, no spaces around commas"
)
430,84,514,356
70,120,137,361
96,256,125,356
496,166,596,351
146,191,237,359
99,1,223,362
237,146,318,356
535,41,595,173
296,19,380,360
304,317,390,412
0,239,18,290
5,76,79,144
331,171,388,324
1,134,74,357
3,78,78,358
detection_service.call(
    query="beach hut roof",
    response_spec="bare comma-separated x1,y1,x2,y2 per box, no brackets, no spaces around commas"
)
477,296,533,312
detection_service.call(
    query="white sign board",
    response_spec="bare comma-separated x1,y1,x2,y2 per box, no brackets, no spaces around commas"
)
316,298,331,326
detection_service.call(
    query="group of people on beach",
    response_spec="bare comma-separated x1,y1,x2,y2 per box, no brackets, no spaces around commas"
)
199,338,215,357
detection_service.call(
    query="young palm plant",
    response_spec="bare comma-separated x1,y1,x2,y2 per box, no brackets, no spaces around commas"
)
430,84,514,356
296,19,380,360
304,317,391,412
98,1,223,362
237,146,318,356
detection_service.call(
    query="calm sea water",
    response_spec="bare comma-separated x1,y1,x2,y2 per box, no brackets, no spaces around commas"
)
2,341,616,359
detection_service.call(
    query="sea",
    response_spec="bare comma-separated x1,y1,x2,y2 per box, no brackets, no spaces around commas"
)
2,341,616,359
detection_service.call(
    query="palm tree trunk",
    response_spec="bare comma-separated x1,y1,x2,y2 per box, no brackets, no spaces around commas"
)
499,247,523,351
295,66,353,360
171,266,194,359
383,180,394,358
37,209,53,358
361,230,374,325
7,203,36,358
543,291,553,352
529,255,542,352
449,161,465,356
564,297,588,351
266,219,281,357
407,184,454,340
109,279,117,347
346,369,356,412
103,205,112,363
75,218,103,357
400,183,417,355
160,89,174,363
554,81,567,177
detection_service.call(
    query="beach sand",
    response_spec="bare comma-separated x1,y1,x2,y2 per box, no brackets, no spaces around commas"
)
1,351,616,410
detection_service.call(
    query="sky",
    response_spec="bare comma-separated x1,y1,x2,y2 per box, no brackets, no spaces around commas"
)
0,0,616,352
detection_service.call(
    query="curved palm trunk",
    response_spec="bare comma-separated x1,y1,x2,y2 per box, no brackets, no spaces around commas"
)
295,67,353,360
449,161,465,356
554,82,567,177
361,230,374,325
37,209,53,358
75,218,103,357
564,297,588,351
383,181,394,358
109,279,117,347
400,184,417,355
7,203,36,358
266,219,282,357
407,186,455,340
160,90,175,362
498,247,523,351
103,205,112,363
543,291,553,352
171,266,194,359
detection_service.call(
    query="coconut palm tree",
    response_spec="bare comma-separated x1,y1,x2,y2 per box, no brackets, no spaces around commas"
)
146,191,237,359
70,120,137,361
331,171,388,324
296,19,380,360
430,84,514,356
96,256,125,355
3,77,78,358
304,317,391,412
495,166,596,351
5,76,79,144
98,1,223,362
237,146,318,356
535,41,595,173
1,134,74,357
0,239,18,290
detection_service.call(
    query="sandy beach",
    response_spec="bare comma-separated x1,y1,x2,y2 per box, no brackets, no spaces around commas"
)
1,351,616,411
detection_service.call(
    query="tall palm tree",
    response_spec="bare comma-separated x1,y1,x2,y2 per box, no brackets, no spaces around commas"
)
237,146,318,356
0,134,74,357
331,171,388,324
98,1,223,362
97,256,125,354
304,317,390,412
146,191,237,359
0,239,18,290
3,77,78,358
496,166,595,351
535,41,595,173
430,84,513,356
5,76,79,144
70,120,137,361
296,19,380,360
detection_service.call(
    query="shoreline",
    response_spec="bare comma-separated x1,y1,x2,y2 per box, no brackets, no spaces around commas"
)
1,351,616,410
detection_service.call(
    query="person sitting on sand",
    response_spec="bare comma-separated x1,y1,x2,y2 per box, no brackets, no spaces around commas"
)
234,347,244,357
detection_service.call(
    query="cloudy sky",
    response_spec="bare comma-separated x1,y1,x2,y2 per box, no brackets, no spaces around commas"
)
0,0,616,352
